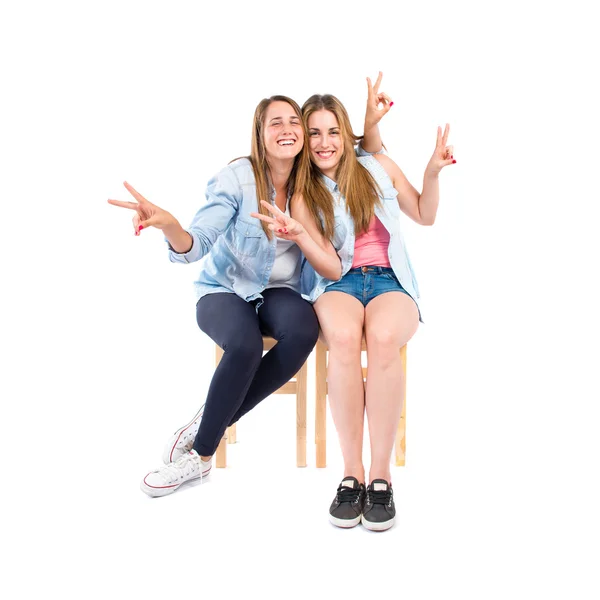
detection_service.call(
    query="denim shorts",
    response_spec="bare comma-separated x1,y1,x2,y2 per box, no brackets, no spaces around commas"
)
324,266,422,321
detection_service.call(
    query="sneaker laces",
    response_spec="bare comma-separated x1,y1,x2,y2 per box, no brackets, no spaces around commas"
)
336,483,362,505
175,403,206,448
366,487,393,507
190,403,205,428
177,438,194,452
156,452,201,484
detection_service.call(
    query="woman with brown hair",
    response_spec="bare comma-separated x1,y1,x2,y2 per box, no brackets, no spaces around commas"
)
267,87,455,530
108,89,384,498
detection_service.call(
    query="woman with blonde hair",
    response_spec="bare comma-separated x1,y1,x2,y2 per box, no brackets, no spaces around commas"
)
264,86,455,530
306,93,454,531
108,89,384,498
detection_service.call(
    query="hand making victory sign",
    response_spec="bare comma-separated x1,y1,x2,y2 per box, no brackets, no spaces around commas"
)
365,71,393,128
426,123,456,176
107,181,177,236
250,200,305,241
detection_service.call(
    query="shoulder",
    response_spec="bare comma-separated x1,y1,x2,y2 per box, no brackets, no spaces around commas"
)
207,158,257,195
225,157,256,184
290,193,307,216
358,153,393,172
357,154,395,182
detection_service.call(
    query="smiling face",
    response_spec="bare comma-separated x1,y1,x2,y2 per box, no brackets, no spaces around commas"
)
262,101,304,163
307,109,344,180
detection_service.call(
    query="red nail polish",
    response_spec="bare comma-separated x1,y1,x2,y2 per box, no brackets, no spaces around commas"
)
452,160,457,164
389,102,394,107
139,225,144,231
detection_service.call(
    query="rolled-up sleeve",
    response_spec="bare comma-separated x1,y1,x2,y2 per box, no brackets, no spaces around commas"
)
168,165,241,264
355,141,385,157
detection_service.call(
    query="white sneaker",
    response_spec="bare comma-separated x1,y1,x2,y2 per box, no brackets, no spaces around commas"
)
162,404,205,464
141,450,212,498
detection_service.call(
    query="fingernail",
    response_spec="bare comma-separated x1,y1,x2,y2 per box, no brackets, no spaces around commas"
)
451,155,454,159
283,229,288,234
278,229,283,233
452,160,457,164
389,102,394,107
139,226,144,231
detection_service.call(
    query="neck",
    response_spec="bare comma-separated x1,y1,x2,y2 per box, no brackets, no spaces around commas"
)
321,166,338,182
267,157,295,191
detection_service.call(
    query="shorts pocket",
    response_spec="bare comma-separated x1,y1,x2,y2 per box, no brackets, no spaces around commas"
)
381,271,399,282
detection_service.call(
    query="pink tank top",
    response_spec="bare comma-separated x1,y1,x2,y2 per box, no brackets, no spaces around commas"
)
352,216,391,268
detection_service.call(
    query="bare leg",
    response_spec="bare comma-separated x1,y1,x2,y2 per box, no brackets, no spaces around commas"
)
364,292,419,483
315,292,366,483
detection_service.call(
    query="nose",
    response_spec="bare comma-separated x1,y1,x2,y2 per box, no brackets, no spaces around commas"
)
319,134,331,149
281,121,295,136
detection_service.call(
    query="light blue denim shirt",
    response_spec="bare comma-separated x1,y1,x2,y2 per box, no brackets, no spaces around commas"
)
168,158,280,305
170,147,378,306
300,155,421,312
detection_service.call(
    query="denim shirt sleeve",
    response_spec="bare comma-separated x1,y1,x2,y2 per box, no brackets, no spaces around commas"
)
167,165,241,263
355,141,386,157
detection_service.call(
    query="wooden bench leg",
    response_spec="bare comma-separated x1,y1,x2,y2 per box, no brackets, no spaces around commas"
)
227,423,236,444
395,345,407,466
315,341,327,468
216,435,227,468
296,361,307,467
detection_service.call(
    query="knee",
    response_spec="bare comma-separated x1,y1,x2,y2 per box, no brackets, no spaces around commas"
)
280,312,319,351
366,329,400,364
327,328,362,363
293,327,319,353
223,335,263,364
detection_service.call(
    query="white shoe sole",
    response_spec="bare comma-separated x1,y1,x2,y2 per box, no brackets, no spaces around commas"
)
361,515,395,531
329,514,361,528
162,404,205,464
140,466,212,498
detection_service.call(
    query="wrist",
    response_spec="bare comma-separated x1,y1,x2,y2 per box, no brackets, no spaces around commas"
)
364,119,379,132
295,229,310,248
424,165,440,180
162,216,181,235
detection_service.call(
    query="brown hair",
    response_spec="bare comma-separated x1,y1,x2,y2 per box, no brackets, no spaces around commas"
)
301,94,381,238
233,95,310,239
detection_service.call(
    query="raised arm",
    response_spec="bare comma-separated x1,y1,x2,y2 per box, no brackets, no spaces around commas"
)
251,197,342,281
108,166,242,264
290,195,342,280
360,71,393,154
373,124,455,226
174,166,241,263
107,181,194,252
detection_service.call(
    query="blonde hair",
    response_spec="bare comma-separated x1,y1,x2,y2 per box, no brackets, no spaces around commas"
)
234,95,310,239
301,94,381,238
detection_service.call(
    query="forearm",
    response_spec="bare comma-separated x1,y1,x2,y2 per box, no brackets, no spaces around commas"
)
295,231,342,281
361,120,383,153
163,221,193,254
418,171,440,226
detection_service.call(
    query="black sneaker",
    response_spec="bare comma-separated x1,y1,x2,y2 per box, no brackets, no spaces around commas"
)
362,479,395,531
329,477,366,528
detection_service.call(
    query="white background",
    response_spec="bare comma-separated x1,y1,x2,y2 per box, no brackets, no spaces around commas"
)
1,0,599,598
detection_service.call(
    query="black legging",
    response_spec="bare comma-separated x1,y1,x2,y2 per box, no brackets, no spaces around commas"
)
192,288,319,457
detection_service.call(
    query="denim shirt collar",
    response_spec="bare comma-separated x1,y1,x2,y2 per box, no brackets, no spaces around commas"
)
320,173,339,193
268,183,293,204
